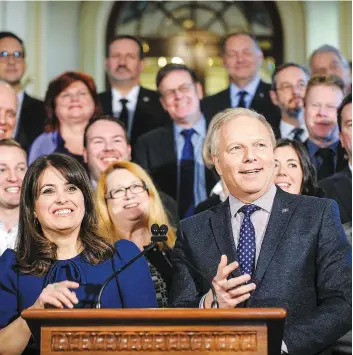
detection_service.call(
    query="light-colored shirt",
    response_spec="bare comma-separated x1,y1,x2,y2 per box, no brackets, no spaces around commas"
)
230,75,261,109
210,181,227,202
112,85,140,137
173,115,207,206
13,90,25,137
279,119,309,142
0,221,18,256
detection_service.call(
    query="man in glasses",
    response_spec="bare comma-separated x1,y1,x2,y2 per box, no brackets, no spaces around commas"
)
0,32,45,151
134,64,218,219
270,63,310,142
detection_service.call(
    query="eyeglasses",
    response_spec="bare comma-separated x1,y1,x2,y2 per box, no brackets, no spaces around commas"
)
276,82,307,92
160,82,194,100
0,51,24,61
105,183,148,199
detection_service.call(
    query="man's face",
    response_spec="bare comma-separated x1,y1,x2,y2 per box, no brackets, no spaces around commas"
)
222,34,263,85
310,51,351,90
159,70,202,125
213,116,275,203
0,84,17,139
0,146,27,210
339,103,352,163
304,85,344,143
105,39,144,84
83,120,131,183
270,66,308,119
0,36,26,86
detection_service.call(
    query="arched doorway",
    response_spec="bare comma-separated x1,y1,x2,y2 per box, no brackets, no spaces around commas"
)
106,1,283,94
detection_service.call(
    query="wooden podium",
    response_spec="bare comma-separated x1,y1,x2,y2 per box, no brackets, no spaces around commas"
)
21,308,286,355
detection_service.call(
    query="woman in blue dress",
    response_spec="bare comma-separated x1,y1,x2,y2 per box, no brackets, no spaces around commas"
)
0,153,157,354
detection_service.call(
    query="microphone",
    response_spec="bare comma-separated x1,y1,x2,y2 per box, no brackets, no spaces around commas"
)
156,224,219,308
95,226,159,309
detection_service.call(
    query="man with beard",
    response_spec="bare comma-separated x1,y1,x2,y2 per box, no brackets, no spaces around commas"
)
0,139,27,256
304,75,347,180
270,63,310,142
98,35,169,148
0,32,45,151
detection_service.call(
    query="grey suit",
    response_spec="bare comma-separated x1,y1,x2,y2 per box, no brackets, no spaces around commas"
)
169,187,352,355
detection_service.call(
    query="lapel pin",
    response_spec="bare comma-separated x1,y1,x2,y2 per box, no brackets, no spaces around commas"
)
142,96,150,103
282,208,289,213
259,92,264,98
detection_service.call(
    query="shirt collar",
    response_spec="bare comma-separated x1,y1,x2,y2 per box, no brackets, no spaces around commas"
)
280,120,308,139
0,220,19,234
229,184,277,217
173,114,207,138
111,85,140,104
230,75,261,98
307,139,339,156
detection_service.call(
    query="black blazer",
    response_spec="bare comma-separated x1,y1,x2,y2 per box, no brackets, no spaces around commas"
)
15,93,46,151
320,166,352,224
133,123,218,203
98,87,170,147
201,80,281,137
169,188,351,355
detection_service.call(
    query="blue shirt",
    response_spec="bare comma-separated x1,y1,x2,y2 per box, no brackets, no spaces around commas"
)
230,75,261,109
0,240,157,349
306,139,340,171
173,116,207,206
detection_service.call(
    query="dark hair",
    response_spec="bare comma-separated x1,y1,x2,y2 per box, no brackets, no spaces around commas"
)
16,153,115,276
156,63,199,90
271,63,310,91
0,31,25,57
44,71,101,132
220,32,261,55
106,35,144,59
337,93,352,132
275,139,319,196
0,138,26,156
83,115,129,148
304,75,345,104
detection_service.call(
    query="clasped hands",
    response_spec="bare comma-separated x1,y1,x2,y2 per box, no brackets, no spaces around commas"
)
204,255,256,308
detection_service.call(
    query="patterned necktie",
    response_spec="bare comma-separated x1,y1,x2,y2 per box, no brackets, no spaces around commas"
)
315,148,335,180
178,129,195,219
237,91,248,108
291,128,304,141
119,98,129,129
237,204,260,277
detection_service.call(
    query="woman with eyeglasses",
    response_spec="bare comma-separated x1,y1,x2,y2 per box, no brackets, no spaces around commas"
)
96,161,176,308
28,72,101,166
0,154,156,354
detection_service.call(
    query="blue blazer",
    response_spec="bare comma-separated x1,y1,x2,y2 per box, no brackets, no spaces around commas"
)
0,239,157,331
169,187,352,355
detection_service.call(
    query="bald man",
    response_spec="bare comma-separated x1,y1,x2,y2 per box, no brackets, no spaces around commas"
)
0,81,17,140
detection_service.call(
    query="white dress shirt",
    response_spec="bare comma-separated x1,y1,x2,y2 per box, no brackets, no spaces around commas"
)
0,221,18,256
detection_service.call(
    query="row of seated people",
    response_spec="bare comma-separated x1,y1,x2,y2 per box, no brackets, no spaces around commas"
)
0,106,351,354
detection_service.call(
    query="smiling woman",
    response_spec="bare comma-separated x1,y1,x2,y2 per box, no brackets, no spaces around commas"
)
0,153,157,354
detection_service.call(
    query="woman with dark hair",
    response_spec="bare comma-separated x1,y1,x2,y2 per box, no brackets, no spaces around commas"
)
0,154,156,354
274,139,322,196
28,72,101,165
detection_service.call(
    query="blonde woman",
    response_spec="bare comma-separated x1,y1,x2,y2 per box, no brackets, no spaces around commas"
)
96,161,176,308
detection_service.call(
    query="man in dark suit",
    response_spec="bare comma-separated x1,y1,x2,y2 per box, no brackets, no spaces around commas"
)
269,63,310,142
320,93,352,224
0,32,45,151
134,64,218,219
169,108,351,355
201,32,281,136
98,35,169,148
303,75,347,180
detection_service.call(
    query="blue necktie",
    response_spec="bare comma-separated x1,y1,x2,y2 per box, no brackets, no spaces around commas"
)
237,204,260,277
237,91,248,108
178,129,195,219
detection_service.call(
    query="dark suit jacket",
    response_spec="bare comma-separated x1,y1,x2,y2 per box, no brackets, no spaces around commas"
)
15,93,46,151
201,80,281,137
133,123,218,203
98,87,170,147
169,188,352,355
320,166,352,224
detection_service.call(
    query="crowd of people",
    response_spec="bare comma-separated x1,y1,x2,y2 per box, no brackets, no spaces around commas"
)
0,30,351,355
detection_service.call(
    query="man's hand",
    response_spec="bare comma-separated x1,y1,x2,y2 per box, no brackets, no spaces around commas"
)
204,255,256,308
